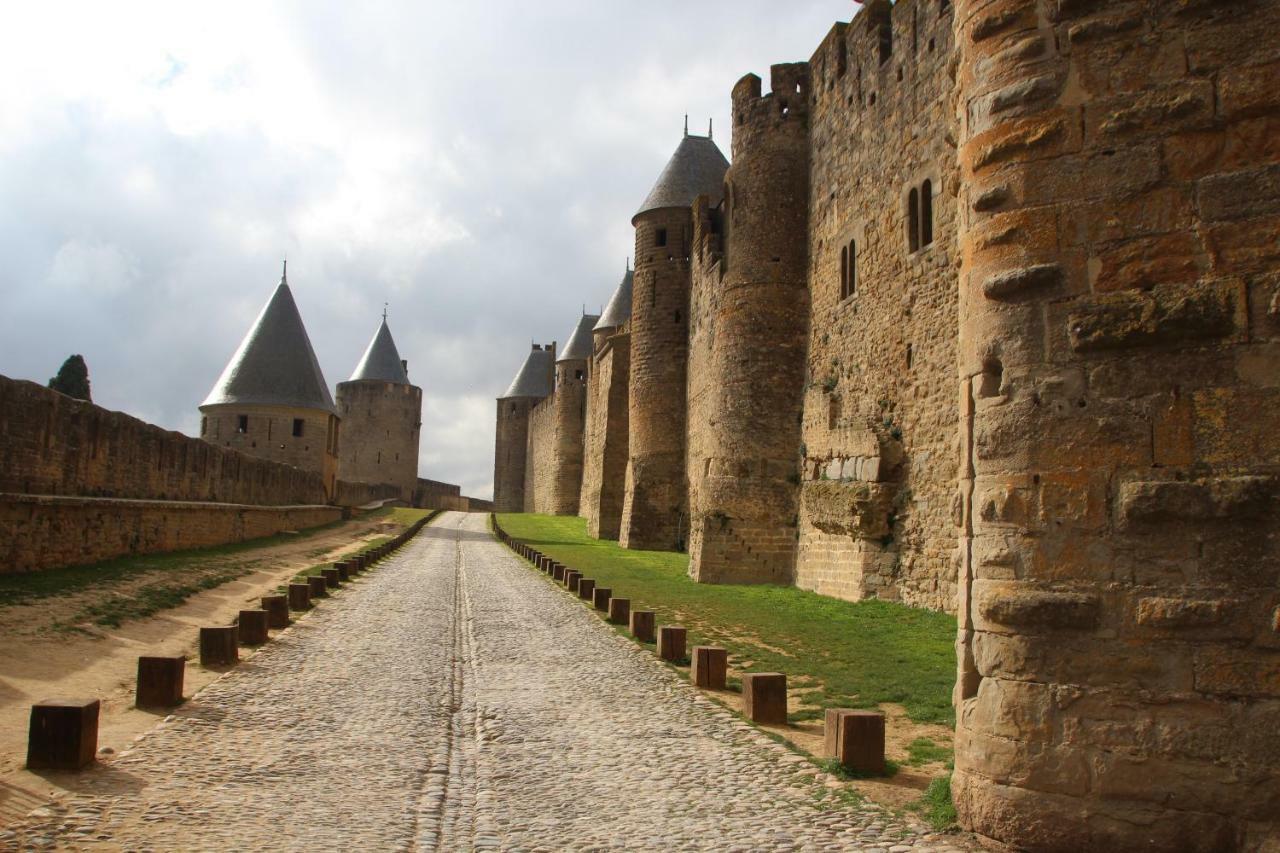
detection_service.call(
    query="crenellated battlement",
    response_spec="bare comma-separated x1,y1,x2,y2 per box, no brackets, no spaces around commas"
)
730,63,811,160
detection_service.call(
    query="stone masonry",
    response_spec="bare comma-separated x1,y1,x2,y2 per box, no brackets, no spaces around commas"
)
495,0,1280,848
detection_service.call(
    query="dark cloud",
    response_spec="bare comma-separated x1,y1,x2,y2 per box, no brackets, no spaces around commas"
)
0,1,855,499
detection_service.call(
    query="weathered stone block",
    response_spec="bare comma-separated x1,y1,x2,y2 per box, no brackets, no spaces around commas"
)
824,708,885,774
199,626,238,666
657,625,687,662
800,481,894,539
237,609,269,646
26,699,99,770
136,656,184,707
742,672,787,724
261,594,289,629
975,582,1101,629
1135,596,1232,628
606,597,631,626
691,646,728,689
1068,279,1239,352
629,610,656,643
288,582,312,611
592,587,612,612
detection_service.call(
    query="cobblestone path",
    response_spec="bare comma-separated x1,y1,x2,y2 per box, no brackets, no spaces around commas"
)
3,512,967,852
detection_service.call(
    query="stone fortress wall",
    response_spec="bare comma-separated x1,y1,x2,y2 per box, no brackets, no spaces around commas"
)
579,326,630,539
498,0,1280,847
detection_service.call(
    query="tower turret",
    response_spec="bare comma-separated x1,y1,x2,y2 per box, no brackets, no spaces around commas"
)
540,313,599,514
334,316,422,502
621,130,729,551
687,63,812,584
493,343,555,512
199,264,339,498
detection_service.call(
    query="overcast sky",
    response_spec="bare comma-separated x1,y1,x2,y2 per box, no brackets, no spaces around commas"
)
0,1,857,499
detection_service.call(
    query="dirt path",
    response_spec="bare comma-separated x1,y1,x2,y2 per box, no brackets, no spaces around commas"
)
0,510,410,826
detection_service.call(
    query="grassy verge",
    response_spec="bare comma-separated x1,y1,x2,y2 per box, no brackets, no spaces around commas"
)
496,513,956,725
908,772,958,830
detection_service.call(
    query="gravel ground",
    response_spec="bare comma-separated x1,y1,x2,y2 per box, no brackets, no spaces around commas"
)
1,512,970,852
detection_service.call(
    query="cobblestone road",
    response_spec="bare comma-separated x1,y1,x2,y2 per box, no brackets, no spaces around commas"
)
3,513,967,852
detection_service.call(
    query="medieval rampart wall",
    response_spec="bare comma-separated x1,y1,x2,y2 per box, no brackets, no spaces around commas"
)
580,330,631,538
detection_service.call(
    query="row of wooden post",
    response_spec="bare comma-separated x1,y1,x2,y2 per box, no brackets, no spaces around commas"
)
491,517,886,776
26,514,436,772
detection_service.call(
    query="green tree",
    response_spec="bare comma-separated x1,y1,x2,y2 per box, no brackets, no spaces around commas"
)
49,354,91,402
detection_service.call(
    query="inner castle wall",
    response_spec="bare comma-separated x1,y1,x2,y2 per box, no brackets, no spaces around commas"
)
580,328,630,539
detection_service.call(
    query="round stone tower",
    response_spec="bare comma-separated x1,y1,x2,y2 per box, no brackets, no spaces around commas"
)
620,128,729,551
199,264,339,498
334,316,422,502
687,64,811,584
493,343,555,512
581,263,634,539
548,313,598,514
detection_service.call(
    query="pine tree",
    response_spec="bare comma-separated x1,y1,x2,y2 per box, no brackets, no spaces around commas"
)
48,354,91,402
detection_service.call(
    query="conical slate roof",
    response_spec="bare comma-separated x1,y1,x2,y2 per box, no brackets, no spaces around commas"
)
501,346,555,399
201,272,336,413
349,318,409,384
595,265,634,331
634,133,729,222
558,314,601,363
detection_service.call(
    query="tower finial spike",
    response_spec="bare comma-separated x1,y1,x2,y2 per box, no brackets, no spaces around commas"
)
626,256,630,271
708,118,713,139
281,259,287,284
684,114,688,136
383,301,388,321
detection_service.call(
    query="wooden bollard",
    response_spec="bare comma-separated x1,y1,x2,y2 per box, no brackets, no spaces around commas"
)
691,646,728,689
321,568,341,589
335,562,352,581
564,570,580,591
592,587,612,612
824,709,886,774
308,575,329,599
552,564,566,582
742,673,788,724
136,656,185,707
288,582,312,611
238,609,269,645
630,610,656,642
577,578,596,601
261,595,289,629
607,597,630,625
27,699,99,770
199,626,239,665
657,625,687,662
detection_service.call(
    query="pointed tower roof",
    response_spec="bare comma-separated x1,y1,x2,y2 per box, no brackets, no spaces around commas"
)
349,317,409,384
201,265,336,413
558,313,602,363
501,345,556,399
633,132,729,222
595,263,634,331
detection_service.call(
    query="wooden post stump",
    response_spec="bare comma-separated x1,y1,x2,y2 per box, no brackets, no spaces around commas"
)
26,699,99,770
577,578,596,601
199,626,238,665
742,673,787,724
238,609,269,645
261,595,289,628
335,562,352,581
565,570,580,591
288,583,312,611
321,568,341,589
657,625,687,662
308,575,329,599
607,597,630,625
691,646,728,689
136,656,184,707
630,610,656,642
824,709,886,775
552,564,565,582
592,587,612,612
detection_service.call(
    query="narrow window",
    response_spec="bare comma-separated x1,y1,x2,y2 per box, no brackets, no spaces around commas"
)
237,415,248,433
921,179,934,247
840,245,848,300
848,239,857,295
836,38,847,78
293,418,304,437
908,189,920,252
655,228,667,248
906,343,914,369
377,451,381,464
267,420,272,440
879,21,892,65
575,369,584,380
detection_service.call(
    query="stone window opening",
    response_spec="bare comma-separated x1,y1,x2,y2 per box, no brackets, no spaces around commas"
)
237,415,248,434
377,451,381,464
674,310,681,325
878,20,892,65
835,39,847,78
897,67,904,82
840,245,848,300
977,357,1003,398
908,188,920,252
655,228,668,248
292,418,304,438
267,420,273,440
906,343,914,369
575,369,584,380
869,92,876,106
